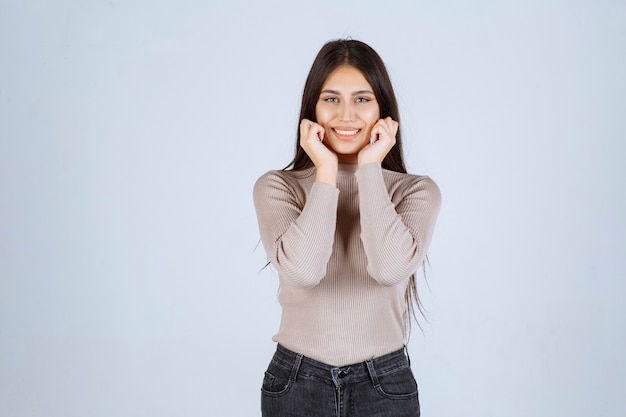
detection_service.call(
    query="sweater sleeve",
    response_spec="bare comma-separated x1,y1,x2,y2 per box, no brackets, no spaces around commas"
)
253,171,339,288
355,163,441,286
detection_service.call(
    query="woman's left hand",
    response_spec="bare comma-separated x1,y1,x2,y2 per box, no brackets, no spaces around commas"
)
357,117,399,166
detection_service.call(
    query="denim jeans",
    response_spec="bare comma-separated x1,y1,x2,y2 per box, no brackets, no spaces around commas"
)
261,344,420,417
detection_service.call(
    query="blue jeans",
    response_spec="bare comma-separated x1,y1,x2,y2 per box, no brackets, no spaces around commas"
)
261,344,420,417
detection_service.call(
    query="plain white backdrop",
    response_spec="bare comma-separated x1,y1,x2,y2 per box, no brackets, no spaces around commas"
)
1,0,625,416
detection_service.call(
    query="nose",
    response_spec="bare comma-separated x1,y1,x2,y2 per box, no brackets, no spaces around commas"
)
340,102,355,122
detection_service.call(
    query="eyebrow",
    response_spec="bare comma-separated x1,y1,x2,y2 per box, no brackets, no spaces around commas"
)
320,89,375,96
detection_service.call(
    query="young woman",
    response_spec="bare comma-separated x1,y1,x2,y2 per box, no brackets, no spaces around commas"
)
253,39,441,417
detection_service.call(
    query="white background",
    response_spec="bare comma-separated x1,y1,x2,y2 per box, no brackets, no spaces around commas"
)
1,1,625,416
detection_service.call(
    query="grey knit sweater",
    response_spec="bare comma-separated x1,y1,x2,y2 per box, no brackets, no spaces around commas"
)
253,162,441,366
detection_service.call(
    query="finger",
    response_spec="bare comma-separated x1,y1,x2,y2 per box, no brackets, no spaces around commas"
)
312,123,325,142
386,117,399,137
301,121,325,150
372,119,391,143
300,119,312,141
381,117,398,138
377,118,397,144
370,120,384,143
301,119,321,144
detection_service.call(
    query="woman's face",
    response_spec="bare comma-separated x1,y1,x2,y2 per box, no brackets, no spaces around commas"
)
315,65,380,163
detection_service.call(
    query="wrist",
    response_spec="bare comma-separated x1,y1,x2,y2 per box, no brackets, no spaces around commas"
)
357,156,382,166
315,164,338,187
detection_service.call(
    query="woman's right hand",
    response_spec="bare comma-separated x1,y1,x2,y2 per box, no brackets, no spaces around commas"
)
300,119,338,186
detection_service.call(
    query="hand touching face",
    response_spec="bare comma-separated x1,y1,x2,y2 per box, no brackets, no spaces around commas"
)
299,118,337,170
357,117,399,166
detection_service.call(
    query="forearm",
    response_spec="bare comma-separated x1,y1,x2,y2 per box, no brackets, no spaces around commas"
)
315,164,338,187
356,163,441,286
254,175,339,288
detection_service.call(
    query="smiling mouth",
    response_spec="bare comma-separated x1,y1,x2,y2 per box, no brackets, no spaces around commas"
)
332,128,361,140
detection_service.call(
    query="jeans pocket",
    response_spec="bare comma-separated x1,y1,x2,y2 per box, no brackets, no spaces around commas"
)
261,360,293,397
375,365,419,400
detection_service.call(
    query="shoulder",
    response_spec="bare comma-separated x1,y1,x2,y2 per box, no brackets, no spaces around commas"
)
382,169,442,204
253,168,316,198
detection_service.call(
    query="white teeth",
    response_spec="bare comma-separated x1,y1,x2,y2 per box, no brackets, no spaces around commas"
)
335,129,358,135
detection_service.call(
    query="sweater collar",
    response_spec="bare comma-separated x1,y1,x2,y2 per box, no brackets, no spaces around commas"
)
337,163,359,176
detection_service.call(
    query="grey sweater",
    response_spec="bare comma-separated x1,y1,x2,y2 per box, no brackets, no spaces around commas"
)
253,162,441,366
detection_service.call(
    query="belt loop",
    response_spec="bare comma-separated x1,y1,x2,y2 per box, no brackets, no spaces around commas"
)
290,353,303,383
365,359,380,387
403,345,411,368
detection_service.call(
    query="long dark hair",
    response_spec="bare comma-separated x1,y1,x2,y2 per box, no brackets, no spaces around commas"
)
285,39,428,335
285,39,406,173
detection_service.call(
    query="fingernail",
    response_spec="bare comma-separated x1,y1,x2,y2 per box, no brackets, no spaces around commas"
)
370,137,375,145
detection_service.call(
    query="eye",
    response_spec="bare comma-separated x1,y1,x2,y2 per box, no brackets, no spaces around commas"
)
355,97,371,103
323,97,339,103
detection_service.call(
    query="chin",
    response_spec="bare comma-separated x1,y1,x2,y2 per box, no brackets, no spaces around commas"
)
332,143,366,156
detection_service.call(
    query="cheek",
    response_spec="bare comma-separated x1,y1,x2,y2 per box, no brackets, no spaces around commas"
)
316,113,335,135
315,107,331,126
363,108,380,129
362,103,380,120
